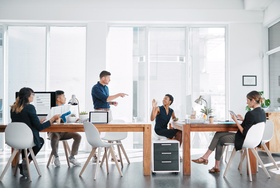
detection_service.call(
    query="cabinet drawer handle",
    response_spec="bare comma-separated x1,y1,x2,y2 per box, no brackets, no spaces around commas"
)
161,152,172,155
161,144,171,146
161,161,172,164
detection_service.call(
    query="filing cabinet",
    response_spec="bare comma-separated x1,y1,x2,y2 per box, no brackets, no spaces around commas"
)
152,140,180,173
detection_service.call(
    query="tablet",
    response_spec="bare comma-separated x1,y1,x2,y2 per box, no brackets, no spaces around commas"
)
229,110,238,118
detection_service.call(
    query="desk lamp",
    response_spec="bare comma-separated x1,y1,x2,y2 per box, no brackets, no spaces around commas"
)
194,95,207,107
68,94,80,115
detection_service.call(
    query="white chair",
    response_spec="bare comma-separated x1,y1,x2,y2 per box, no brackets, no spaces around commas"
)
79,122,123,180
223,122,270,181
46,139,71,168
257,120,279,170
152,122,168,140
101,119,130,168
0,122,41,181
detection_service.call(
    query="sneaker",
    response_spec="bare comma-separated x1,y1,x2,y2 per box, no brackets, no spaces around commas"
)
54,156,60,167
69,156,81,166
19,160,28,177
111,156,120,162
92,156,98,163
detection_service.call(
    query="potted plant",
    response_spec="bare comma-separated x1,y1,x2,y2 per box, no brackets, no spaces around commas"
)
68,114,77,123
79,111,88,122
200,106,213,120
208,114,214,124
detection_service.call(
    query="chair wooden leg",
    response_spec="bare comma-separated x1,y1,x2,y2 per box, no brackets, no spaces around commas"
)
94,148,102,180
104,148,109,174
79,148,95,176
23,149,32,181
238,150,246,174
13,149,20,176
262,143,279,170
222,145,230,163
117,144,123,168
109,146,123,177
63,141,70,167
245,149,252,182
119,142,130,164
101,148,107,167
0,149,19,181
223,148,236,177
29,148,41,176
65,141,71,154
47,151,54,168
251,148,271,179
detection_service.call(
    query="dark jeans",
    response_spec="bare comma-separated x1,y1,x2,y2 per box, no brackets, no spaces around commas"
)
21,137,44,161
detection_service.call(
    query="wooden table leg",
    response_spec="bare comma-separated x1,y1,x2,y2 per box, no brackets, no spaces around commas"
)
143,125,151,176
11,148,20,167
249,149,257,174
183,124,191,175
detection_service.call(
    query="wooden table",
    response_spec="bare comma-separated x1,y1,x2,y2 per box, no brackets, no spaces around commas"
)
0,122,152,176
171,121,259,176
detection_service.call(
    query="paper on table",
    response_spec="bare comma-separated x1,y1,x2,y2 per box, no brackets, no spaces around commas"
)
45,104,71,121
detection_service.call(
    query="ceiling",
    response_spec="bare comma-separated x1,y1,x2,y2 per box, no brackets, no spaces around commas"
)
244,0,275,10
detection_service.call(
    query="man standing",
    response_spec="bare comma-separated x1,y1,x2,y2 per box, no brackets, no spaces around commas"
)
91,70,127,111
48,90,81,167
91,70,127,162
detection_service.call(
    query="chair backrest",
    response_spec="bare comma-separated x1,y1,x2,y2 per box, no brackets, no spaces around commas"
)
242,122,265,148
262,120,274,142
103,119,127,140
83,122,107,147
5,122,34,149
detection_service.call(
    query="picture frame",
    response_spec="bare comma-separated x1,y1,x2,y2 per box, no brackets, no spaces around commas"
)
242,75,257,86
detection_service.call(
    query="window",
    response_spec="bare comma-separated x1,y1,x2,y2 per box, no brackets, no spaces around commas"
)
8,26,47,108
0,26,3,123
107,26,226,149
268,21,280,109
189,28,226,120
268,21,280,50
49,26,86,111
5,26,86,151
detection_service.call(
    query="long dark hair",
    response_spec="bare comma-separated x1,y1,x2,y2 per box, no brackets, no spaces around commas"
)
11,87,34,113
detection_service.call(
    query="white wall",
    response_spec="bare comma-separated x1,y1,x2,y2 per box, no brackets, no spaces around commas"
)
229,23,264,115
85,23,108,112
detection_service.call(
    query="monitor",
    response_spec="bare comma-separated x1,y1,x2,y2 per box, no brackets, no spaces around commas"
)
15,91,56,116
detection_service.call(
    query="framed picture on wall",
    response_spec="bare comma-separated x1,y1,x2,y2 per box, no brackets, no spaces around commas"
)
242,75,257,86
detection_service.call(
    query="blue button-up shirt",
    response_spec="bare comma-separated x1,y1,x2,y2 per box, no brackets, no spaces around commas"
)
91,81,110,109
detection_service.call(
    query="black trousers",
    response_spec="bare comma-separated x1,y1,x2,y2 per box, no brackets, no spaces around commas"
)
21,137,44,161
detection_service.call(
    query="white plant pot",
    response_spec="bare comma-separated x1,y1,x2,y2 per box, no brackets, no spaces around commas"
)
79,114,88,122
68,116,77,123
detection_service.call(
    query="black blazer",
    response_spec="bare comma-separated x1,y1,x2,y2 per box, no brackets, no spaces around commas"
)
10,104,51,147
234,107,266,150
